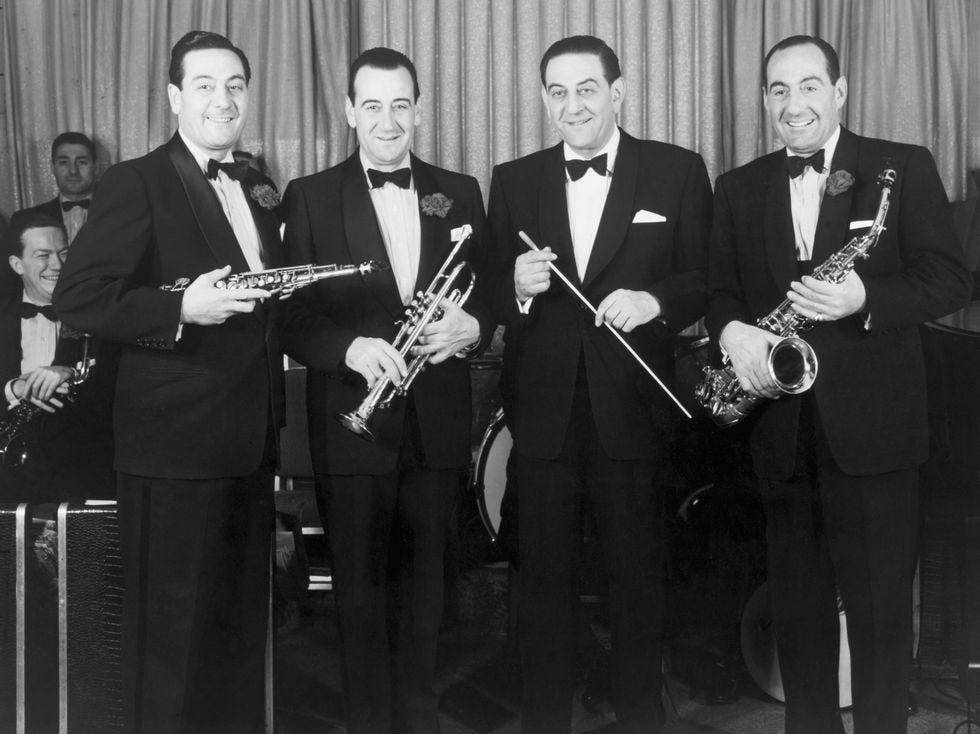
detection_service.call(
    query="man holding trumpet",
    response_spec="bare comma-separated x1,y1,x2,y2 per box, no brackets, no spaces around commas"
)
281,47,493,734
487,35,712,734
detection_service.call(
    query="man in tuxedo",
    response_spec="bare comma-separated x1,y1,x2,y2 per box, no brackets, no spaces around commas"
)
281,47,493,734
0,211,114,502
706,35,971,734
487,35,712,733
1,133,98,297
53,30,301,733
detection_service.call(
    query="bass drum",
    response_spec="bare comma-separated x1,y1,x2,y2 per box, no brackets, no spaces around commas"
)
472,409,512,542
740,582,853,708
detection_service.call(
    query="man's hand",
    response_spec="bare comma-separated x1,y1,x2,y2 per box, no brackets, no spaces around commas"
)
179,266,270,326
718,321,783,399
345,337,407,389
786,271,866,323
594,289,661,332
515,248,556,302
411,300,480,364
13,366,74,413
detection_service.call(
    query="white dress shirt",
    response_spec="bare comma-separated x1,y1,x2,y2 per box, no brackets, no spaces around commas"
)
59,195,88,244
788,125,841,261
179,131,264,272
565,126,620,280
5,295,60,405
361,149,421,306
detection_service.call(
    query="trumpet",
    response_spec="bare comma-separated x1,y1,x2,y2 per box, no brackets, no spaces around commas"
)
338,225,475,441
161,260,386,298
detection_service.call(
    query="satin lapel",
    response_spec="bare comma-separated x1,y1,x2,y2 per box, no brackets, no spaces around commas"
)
764,153,799,291
165,134,250,274
582,130,637,288
340,154,403,318
537,143,577,284
811,127,858,264
410,155,446,294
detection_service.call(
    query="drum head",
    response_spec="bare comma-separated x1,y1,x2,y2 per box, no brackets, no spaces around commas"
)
740,582,852,708
472,410,512,541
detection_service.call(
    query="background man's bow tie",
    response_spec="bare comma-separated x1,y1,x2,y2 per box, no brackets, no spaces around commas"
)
206,159,250,181
20,302,56,321
787,150,826,178
565,154,608,181
61,199,90,212
367,168,412,189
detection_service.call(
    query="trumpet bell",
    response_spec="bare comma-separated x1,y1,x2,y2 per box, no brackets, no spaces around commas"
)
336,411,376,441
768,336,819,394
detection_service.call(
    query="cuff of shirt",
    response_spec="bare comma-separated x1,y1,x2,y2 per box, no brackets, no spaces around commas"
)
5,378,21,406
517,296,534,315
454,336,481,359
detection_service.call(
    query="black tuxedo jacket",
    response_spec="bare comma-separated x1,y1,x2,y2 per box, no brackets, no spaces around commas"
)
281,151,494,475
706,127,971,479
487,129,713,460
53,133,288,479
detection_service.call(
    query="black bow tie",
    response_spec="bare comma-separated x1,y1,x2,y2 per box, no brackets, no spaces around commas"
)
367,168,412,190
787,150,826,178
565,154,608,182
20,302,56,321
206,158,250,182
61,199,90,212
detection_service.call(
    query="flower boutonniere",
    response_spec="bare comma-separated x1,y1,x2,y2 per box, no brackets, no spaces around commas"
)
826,170,855,197
420,192,453,218
249,183,281,210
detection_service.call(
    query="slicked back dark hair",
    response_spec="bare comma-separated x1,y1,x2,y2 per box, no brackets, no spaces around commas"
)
763,35,841,87
6,211,67,258
348,47,420,103
51,132,96,162
168,30,251,88
540,35,622,86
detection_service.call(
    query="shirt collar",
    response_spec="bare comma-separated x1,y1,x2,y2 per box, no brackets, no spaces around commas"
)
359,148,414,190
179,130,234,175
563,125,620,178
785,124,841,173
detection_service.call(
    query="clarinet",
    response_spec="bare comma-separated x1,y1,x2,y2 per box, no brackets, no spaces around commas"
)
160,260,387,299
695,167,898,427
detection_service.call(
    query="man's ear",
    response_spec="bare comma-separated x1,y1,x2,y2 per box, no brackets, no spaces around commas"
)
834,75,848,111
167,83,182,115
9,255,24,277
345,96,356,129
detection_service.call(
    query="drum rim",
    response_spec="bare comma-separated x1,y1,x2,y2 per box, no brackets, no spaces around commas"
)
472,407,508,542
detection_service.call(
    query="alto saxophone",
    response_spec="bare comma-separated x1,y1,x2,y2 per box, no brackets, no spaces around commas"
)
695,167,897,427
161,260,387,298
338,226,475,441
0,333,94,468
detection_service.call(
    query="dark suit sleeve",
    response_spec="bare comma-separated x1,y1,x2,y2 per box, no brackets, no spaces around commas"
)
705,172,750,340
861,146,972,331
460,175,496,352
278,179,363,374
486,165,525,330
53,164,183,347
647,151,713,332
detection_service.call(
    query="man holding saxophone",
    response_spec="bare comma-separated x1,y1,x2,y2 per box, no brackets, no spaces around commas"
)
280,47,493,734
706,35,971,733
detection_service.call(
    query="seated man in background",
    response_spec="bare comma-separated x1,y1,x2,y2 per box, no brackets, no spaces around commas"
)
0,210,115,503
1,132,99,299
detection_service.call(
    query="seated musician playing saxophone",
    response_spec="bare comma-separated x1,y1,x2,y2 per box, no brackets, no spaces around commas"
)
705,35,971,734
280,47,494,734
1,211,114,502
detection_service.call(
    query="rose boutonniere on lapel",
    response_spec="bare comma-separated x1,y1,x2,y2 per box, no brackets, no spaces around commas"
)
420,193,453,218
826,170,855,197
249,183,281,210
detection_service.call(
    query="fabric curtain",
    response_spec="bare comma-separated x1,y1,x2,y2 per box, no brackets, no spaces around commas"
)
2,0,978,223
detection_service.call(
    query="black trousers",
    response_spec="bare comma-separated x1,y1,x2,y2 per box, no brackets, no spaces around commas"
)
760,399,917,734
317,407,460,734
117,469,275,734
515,369,665,734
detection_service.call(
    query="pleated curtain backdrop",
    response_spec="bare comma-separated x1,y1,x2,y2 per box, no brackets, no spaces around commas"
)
1,0,979,221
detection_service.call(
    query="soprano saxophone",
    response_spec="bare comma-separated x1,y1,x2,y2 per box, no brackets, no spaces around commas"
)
161,260,387,298
695,167,897,427
0,333,93,468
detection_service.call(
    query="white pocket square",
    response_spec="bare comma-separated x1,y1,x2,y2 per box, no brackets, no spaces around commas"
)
632,209,666,224
849,219,874,230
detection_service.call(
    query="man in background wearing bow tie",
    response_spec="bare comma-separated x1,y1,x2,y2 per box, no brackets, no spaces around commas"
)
54,30,316,732
706,35,971,733
281,47,493,734
487,35,712,733
1,132,98,298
